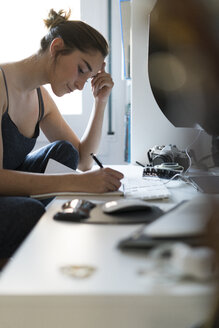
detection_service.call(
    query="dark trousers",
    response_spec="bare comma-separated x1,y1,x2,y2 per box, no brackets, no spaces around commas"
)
0,140,79,259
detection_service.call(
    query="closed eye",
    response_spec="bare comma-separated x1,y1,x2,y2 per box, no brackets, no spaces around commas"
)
78,66,85,74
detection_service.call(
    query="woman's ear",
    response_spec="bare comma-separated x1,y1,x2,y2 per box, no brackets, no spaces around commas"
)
50,37,65,57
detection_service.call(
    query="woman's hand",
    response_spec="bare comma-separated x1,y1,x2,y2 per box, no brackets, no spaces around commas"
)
77,168,124,193
91,63,114,103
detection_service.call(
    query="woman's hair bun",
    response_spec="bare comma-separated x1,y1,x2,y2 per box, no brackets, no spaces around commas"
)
44,9,71,29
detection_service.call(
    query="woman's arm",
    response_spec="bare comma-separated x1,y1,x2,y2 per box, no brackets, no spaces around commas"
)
40,65,114,171
79,66,114,170
0,167,123,196
0,107,122,197
0,72,123,196
0,107,123,196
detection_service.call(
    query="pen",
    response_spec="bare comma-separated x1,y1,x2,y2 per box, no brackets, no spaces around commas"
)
90,153,103,168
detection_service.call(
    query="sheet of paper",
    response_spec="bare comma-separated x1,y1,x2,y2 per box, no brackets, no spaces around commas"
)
45,158,78,174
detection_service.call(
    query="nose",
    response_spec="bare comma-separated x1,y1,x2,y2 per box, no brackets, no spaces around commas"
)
74,79,86,91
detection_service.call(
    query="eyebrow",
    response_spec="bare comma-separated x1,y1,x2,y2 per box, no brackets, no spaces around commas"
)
83,59,92,72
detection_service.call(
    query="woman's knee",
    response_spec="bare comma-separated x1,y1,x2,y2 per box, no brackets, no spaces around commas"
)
50,140,79,170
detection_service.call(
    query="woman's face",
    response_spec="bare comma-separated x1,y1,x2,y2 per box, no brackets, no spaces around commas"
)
49,42,105,97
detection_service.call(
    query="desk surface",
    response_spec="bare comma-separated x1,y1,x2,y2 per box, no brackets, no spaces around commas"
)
0,165,216,328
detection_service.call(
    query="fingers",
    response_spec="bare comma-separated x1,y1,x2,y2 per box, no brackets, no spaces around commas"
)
103,175,122,192
91,72,113,90
91,68,114,99
98,168,124,192
80,168,124,193
104,167,124,180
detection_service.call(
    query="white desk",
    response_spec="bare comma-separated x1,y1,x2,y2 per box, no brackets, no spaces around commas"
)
0,165,216,328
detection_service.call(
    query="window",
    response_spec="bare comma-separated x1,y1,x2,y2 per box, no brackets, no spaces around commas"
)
0,0,81,115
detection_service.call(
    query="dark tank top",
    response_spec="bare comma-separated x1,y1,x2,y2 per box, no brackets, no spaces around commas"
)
0,67,44,169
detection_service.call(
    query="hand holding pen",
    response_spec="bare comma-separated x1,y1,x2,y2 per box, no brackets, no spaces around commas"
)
85,152,124,192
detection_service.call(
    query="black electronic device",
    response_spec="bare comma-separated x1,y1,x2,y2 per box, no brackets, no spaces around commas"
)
143,164,183,179
54,199,96,222
147,144,189,170
118,234,206,250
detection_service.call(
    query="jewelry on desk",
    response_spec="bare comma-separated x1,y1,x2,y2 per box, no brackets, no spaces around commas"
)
60,265,97,279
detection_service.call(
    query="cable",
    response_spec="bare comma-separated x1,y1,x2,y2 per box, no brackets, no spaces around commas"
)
184,129,202,174
163,130,202,185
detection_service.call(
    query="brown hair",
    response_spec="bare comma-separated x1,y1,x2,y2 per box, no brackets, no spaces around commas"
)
39,9,109,58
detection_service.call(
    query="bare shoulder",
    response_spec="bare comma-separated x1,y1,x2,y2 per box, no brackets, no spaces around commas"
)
40,86,59,117
40,85,52,100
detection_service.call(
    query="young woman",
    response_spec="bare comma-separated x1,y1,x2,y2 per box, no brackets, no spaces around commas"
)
0,9,123,260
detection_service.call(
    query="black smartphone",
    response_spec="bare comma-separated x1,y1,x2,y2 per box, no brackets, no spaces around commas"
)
118,234,206,250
